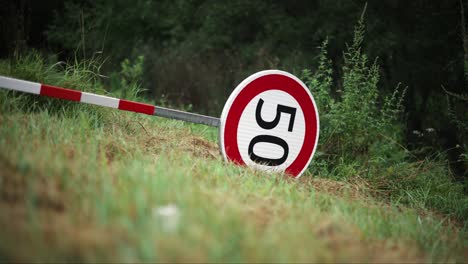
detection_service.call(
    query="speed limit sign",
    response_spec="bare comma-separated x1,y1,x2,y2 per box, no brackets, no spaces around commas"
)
0,70,319,178
219,70,320,178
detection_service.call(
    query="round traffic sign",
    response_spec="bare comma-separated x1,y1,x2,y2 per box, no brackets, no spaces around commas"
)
219,70,320,178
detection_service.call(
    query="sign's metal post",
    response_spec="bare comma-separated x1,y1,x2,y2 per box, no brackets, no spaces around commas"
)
154,106,220,127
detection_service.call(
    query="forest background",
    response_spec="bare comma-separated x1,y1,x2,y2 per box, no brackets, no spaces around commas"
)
0,0,466,181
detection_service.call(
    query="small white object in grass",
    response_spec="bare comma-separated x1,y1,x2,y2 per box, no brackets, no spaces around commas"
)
153,204,180,232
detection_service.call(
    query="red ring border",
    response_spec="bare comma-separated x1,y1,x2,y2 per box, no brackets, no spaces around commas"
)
220,72,319,178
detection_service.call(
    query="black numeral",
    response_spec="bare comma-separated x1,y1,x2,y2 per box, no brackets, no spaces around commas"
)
255,98,296,132
248,98,297,166
248,135,289,166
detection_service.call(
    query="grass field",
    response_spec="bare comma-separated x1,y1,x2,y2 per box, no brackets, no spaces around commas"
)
0,55,466,262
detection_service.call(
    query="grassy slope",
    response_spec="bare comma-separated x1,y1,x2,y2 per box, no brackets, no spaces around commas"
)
0,54,466,262
0,90,466,263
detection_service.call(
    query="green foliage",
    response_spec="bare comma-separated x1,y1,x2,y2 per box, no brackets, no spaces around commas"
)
45,0,361,115
4,1,466,176
301,16,467,221
120,56,144,86
302,15,405,162
5,51,48,82
301,38,334,114
109,55,146,102
443,85,468,168
0,51,149,124
0,53,467,262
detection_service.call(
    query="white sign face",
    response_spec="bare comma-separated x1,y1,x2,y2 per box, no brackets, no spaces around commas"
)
237,90,306,173
220,70,320,178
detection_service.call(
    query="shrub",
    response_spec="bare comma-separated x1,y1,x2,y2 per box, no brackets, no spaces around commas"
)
301,13,467,221
302,14,406,165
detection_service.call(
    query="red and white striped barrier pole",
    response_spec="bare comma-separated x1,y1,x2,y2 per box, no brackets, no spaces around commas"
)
0,76,219,127
1,71,319,178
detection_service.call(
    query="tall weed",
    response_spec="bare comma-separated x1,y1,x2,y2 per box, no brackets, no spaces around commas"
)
301,14,467,221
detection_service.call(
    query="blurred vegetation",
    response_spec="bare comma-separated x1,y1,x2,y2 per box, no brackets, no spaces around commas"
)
0,50,467,262
301,15,467,220
0,1,466,180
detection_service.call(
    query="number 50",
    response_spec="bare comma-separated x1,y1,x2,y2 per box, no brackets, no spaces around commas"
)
248,98,297,166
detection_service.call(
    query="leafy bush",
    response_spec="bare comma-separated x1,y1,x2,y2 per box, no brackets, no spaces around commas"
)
301,14,468,221
109,55,146,102
302,15,406,164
